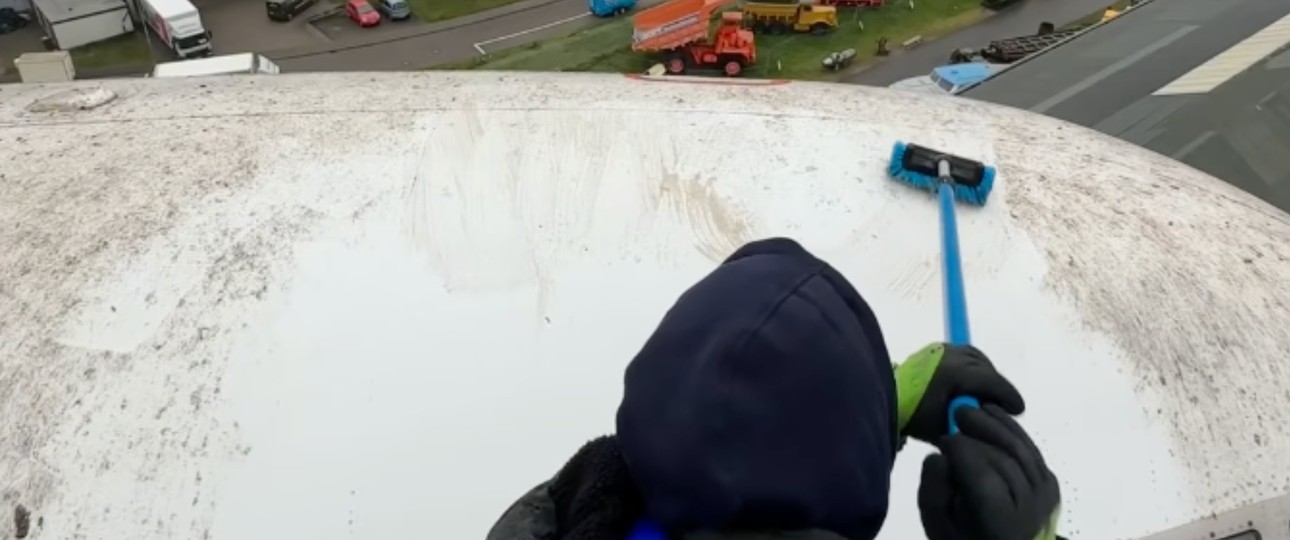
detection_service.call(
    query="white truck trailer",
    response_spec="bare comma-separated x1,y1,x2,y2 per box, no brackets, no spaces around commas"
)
139,0,211,59
151,52,280,77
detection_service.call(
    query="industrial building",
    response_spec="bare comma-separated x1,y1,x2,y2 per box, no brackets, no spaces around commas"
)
31,0,133,49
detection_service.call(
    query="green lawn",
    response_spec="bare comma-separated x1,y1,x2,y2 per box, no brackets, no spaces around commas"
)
407,0,531,21
748,2,983,80
435,16,648,72
70,32,155,71
440,0,985,81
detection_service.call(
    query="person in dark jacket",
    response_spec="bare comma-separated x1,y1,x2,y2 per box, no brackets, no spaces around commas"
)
488,238,1062,540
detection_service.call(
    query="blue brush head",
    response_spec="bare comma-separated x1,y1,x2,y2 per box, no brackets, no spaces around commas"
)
888,142,938,193
887,142,995,206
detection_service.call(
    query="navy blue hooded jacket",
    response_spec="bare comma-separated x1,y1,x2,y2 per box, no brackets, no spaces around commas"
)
488,238,899,540
618,237,898,539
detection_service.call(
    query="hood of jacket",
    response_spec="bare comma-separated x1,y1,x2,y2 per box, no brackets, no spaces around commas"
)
487,238,898,540
617,238,897,539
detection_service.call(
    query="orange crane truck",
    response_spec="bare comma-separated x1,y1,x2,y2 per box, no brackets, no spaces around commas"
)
632,0,756,76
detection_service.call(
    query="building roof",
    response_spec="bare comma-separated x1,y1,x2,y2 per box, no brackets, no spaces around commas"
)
965,0,1290,213
33,0,127,24
2,72,1290,540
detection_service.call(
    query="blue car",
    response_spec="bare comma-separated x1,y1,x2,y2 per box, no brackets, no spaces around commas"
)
589,0,635,17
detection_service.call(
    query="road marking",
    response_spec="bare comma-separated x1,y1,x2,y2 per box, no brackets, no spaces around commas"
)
1154,12,1290,96
474,12,591,55
1171,130,1214,161
1257,90,1280,108
1031,25,1197,114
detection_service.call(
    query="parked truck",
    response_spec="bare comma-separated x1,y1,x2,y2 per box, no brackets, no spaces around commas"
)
589,0,635,16
152,53,280,78
948,26,1079,64
742,1,836,35
140,0,213,59
632,0,755,76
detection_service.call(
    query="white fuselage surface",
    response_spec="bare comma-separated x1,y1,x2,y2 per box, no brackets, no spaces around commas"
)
1,73,1288,540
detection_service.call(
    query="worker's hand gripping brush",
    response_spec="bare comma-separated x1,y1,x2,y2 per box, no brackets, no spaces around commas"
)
888,142,1063,540
886,141,994,426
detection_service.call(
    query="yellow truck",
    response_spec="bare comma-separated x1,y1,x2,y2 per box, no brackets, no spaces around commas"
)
742,2,837,35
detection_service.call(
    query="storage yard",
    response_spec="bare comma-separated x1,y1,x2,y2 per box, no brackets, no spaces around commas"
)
3,0,1133,84
450,0,986,81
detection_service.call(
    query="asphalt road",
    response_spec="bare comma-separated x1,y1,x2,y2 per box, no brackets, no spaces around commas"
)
270,0,659,72
969,0,1289,127
966,0,1290,213
844,0,1122,86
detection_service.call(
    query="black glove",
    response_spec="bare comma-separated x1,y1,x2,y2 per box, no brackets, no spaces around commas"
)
918,404,1062,540
895,343,1025,443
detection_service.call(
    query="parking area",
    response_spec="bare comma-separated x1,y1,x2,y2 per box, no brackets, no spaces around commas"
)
4,0,331,79
306,0,417,42
193,0,326,54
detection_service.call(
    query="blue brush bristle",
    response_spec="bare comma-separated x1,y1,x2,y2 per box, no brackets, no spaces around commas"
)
887,142,994,206
887,142,938,193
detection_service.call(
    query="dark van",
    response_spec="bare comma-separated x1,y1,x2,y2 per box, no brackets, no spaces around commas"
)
266,0,319,21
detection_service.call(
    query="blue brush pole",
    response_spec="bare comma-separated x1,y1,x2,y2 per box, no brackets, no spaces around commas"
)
626,159,984,540
936,163,981,435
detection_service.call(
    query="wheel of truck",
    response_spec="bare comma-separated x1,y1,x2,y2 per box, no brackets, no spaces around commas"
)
614,7,625,15
665,55,687,75
768,22,786,34
810,22,830,35
722,59,743,77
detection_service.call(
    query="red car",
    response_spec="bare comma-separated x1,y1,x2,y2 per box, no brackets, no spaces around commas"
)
346,0,380,27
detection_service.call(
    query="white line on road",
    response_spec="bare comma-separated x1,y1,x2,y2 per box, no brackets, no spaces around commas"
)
1031,25,1197,114
1154,12,1290,96
473,12,592,55
1171,130,1214,161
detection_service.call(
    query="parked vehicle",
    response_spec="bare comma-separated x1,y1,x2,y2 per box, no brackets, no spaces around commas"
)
816,0,881,6
152,53,281,78
949,27,1079,64
0,7,31,35
589,0,635,17
742,2,836,35
140,0,213,59
265,0,319,21
981,0,1023,8
374,0,411,20
633,0,755,77
346,0,380,26
889,63,1002,95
